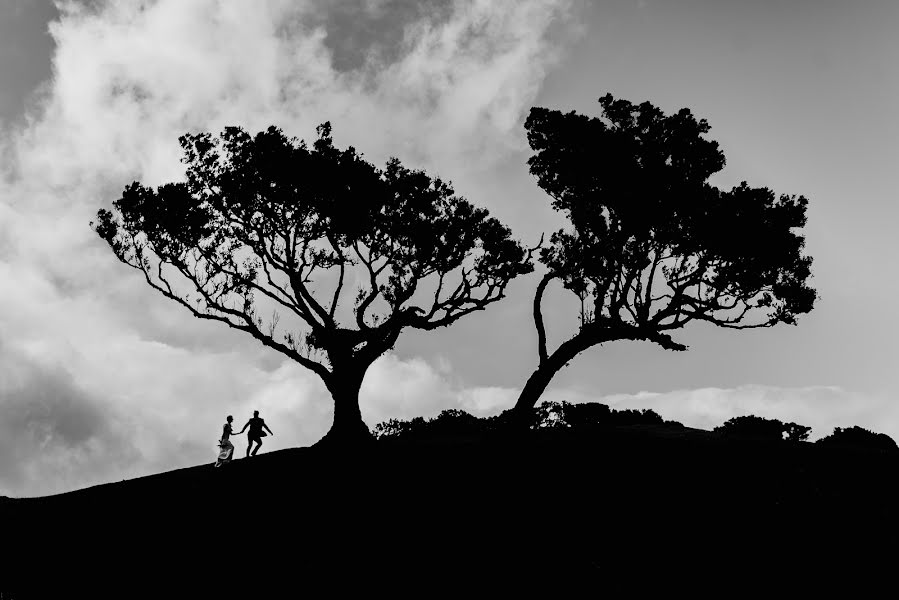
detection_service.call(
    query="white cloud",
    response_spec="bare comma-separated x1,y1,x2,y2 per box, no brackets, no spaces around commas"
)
0,341,140,497
458,386,519,414
14,0,571,192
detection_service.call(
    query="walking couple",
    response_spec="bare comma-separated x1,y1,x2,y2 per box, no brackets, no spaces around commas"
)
215,410,274,467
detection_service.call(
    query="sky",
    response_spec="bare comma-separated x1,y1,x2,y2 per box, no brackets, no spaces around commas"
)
0,0,897,497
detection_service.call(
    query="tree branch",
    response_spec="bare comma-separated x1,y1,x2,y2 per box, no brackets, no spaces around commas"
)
270,235,332,329
641,245,662,323
330,258,346,321
353,241,382,330
122,239,332,381
534,272,556,364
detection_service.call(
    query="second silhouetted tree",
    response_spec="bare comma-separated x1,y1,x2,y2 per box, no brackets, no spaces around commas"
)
511,95,817,422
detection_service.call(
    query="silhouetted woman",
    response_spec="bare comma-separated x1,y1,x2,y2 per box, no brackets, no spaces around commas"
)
215,415,238,467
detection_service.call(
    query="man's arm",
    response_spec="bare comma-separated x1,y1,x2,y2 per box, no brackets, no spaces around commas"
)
264,422,274,435
237,421,250,434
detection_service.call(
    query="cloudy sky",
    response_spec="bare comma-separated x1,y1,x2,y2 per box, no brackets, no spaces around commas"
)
0,0,896,496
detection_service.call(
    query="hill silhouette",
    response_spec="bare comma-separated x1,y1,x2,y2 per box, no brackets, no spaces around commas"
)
3,409,899,594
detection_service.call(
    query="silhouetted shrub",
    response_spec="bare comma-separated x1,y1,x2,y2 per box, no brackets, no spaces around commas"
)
714,415,813,442
534,401,612,429
427,409,484,436
533,401,668,429
609,408,664,427
716,415,780,440
534,401,572,429
816,426,898,452
373,410,487,441
375,402,682,440
567,402,613,428
373,417,427,440
482,409,516,431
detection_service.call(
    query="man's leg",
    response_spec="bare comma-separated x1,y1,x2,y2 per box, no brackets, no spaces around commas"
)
251,439,262,456
246,439,253,457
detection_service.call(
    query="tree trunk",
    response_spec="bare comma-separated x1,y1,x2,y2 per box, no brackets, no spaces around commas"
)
510,333,592,427
510,365,559,427
316,372,374,449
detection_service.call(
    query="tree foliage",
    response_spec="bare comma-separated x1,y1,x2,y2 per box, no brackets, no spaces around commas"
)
373,409,491,441
534,401,668,430
94,123,533,442
513,94,817,415
816,426,898,452
714,415,811,442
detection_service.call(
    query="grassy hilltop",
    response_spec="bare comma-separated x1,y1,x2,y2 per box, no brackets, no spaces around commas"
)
3,407,899,593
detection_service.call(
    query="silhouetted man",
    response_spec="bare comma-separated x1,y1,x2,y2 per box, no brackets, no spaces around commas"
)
239,410,274,457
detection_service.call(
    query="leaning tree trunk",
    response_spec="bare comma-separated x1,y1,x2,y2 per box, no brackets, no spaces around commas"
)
510,364,560,427
510,333,593,428
317,369,374,448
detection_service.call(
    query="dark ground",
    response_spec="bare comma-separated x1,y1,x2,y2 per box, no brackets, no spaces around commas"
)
3,424,899,594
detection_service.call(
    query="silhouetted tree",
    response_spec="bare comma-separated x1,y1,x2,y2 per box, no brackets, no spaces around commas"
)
511,95,817,421
816,426,898,452
94,123,533,445
714,415,810,442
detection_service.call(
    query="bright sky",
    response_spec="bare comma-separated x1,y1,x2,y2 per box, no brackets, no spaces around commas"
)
1,0,897,496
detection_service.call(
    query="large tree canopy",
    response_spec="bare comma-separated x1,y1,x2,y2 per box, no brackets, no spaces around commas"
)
94,123,533,444
512,94,817,419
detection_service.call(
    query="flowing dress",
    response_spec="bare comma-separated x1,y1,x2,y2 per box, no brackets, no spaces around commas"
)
215,423,234,467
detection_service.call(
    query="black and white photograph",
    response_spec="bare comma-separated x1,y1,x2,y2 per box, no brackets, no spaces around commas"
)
1,0,897,593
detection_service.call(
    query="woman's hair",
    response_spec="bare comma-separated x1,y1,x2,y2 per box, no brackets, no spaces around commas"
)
227,415,233,421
